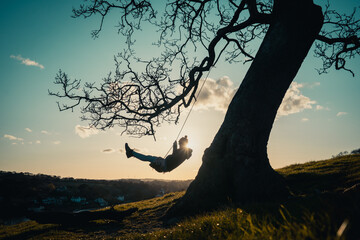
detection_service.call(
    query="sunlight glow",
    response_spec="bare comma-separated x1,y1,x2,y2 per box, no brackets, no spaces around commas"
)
183,134,198,151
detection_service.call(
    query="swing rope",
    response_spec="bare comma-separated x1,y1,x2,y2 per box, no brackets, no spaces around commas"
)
164,68,213,158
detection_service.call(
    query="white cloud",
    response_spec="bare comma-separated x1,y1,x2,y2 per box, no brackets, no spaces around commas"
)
25,128,32,132
277,82,316,116
101,148,115,154
10,55,44,69
191,79,317,116
336,112,348,117
4,134,23,141
101,148,125,154
301,118,309,122
194,76,237,112
316,105,324,110
53,141,61,145
4,134,18,140
36,140,41,144
41,130,50,135
75,125,99,138
315,105,330,111
303,82,320,88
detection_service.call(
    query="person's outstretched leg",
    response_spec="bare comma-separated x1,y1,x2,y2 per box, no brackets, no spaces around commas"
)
125,143,158,162
125,143,166,172
132,151,159,162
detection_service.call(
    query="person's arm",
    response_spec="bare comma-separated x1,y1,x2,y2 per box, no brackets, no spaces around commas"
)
172,141,177,154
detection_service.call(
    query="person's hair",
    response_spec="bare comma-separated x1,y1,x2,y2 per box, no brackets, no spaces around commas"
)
179,135,188,147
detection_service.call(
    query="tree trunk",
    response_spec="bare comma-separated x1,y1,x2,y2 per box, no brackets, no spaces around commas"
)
167,0,323,216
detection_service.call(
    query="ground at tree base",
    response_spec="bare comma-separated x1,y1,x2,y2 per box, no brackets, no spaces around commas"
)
1,154,360,240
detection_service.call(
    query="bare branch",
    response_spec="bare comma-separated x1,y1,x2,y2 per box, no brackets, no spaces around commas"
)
52,0,359,137
315,3,360,75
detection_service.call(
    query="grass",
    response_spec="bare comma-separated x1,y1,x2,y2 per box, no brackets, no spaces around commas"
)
1,154,359,240
278,154,360,195
125,207,337,240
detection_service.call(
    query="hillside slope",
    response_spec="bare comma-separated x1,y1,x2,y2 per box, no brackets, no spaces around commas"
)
1,154,359,240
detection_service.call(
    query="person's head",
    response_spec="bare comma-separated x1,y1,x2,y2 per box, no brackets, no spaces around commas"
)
178,135,188,148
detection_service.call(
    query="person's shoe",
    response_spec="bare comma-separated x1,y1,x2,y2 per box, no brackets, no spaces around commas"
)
125,143,133,158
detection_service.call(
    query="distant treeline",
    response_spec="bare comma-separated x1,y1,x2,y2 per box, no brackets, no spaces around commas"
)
0,171,192,223
332,148,360,158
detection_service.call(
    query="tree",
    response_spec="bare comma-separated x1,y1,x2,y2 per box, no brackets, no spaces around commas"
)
50,0,360,215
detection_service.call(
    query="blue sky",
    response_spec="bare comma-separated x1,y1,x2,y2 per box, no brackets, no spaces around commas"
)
0,0,359,180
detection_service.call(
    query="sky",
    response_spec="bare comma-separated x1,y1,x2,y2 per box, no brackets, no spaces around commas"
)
0,0,359,180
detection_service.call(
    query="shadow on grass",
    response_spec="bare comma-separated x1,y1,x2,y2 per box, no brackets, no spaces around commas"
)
2,225,57,240
284,172,346,195
3,207,139,238
27,207,138,226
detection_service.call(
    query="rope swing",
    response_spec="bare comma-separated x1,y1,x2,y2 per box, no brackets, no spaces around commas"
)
164,68,213,158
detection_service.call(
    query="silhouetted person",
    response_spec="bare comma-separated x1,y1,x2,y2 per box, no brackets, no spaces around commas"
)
125,136,192,172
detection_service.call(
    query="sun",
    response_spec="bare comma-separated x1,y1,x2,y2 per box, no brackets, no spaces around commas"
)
185,136,197,150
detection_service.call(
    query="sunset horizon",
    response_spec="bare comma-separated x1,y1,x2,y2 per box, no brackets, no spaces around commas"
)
1,0,359,180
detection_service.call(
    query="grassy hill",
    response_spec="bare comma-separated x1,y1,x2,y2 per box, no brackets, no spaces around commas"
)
1,154,360,239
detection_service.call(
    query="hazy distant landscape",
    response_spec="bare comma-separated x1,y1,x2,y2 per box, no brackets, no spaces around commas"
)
0,171,191,225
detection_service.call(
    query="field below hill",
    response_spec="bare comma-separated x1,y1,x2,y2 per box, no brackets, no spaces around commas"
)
1,154,360,240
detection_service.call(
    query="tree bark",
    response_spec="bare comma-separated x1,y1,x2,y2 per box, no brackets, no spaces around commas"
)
167,0,324,216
